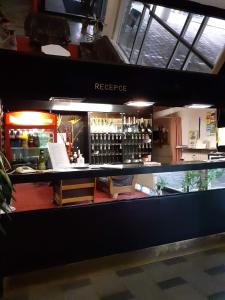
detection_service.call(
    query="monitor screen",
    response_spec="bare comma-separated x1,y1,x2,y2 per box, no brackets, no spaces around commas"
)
217,127,225,146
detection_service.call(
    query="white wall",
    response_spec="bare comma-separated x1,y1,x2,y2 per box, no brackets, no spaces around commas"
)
178,108,216,147
177,108,217,161
102,0,123,39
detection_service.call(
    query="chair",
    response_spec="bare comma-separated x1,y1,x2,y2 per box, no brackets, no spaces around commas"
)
97,175,137,199
24,12,71,46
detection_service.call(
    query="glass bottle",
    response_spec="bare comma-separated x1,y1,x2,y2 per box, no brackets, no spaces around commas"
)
9,130,15,147
140,118,145,133
147,119,152,134
28,133,34,147
15,130,20,147
73,152,78,163
38,149,46,170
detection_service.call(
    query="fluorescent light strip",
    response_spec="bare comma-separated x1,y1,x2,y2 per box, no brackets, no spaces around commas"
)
52,102,113,112
186,104,212,109
125,101,155,107
50,97,84,103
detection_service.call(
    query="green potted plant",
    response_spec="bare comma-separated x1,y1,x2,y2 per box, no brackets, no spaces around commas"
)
0,152,14,234
182,171,198,193
156,176,167,196
196,169,225,191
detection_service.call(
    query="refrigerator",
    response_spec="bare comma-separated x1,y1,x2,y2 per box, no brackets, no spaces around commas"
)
4,111,57,166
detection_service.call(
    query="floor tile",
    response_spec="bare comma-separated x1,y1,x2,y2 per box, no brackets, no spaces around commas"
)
164,284,206,300
182,268,225,296
163,256,187,265
64,285,99,300
157,277,186,290
208,291,225,300
205,265,225,276
116,267,144,277
28,285,63,300
91,271,127,298
59,278,91,290
144,260,193,282
123,272,174,300
204,249,225,256
187,252,225,270
100,290,134,300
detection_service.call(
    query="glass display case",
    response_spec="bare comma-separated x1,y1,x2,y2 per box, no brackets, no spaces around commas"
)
4,111,57,166
89,112,152,164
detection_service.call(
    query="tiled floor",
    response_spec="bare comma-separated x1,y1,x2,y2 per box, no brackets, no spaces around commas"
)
3,234,225,299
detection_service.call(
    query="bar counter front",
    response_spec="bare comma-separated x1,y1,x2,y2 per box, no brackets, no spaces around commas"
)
2,159,225,295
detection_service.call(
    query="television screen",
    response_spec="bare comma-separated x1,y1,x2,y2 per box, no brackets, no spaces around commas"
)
217,127,225,146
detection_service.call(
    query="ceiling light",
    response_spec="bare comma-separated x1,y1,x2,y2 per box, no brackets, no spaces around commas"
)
186,104,213,109
125,100,154,107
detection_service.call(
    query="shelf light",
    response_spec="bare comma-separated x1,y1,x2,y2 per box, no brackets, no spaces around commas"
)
49,97,84,103
125,100,155,107
185,104,213,109
51,100,113,113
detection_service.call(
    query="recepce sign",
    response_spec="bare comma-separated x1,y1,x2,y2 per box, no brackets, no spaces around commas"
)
94,82,128,92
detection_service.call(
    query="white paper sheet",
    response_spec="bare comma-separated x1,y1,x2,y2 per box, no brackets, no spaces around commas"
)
48,143,71,170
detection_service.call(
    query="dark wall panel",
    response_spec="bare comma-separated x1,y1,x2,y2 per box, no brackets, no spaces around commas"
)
0,49,224,107
1,189,225,277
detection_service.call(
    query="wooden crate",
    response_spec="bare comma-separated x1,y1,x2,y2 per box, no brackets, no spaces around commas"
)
53,178,95,205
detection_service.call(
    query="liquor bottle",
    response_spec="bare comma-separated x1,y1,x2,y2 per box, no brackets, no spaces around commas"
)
132,116,138,133
9,130,15,147
99,144,103,164
18,152,23,163
15,130,20,147
127,117,132,133
103,133,107,144
38,149,46,170
33,133,40,147
28,133,34,147
147,119,152,134
123,116,127,133
77,152,85,165
138,119,142,133
140,118,145,133
99,134,103,160
73,152,78,163
103,144,107,163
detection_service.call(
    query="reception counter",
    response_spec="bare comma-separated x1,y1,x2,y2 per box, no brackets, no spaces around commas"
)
1,160,225,296
9,160,225,184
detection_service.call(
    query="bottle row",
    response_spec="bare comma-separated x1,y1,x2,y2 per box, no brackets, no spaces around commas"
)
91,133,152,143
91,155,122,165
91,133,123,143
69,149,85,164
90,118,122,133
90,116,152,134
123,116,152,134
91,144,122,154
9,129,54,148
11,148,48,170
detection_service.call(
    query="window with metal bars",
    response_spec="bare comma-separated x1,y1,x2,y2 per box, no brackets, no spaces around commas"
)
117,1,225,73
